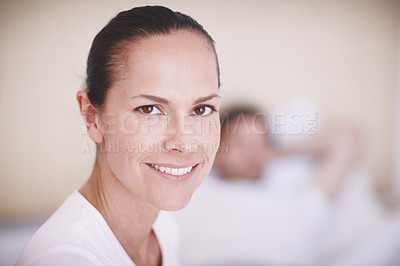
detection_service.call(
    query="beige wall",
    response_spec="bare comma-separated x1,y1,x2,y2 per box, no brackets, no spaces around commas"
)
0,0,399,218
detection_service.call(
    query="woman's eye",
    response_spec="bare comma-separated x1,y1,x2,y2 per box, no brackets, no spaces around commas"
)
192,105,214,116
136,105,162,115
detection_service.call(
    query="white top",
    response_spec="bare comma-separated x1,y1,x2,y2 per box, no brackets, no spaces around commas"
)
16,191,180,266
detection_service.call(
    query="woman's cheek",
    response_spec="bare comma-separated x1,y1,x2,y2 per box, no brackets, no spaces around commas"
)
199,116,220,158
210,116,221,149
118,113,141,136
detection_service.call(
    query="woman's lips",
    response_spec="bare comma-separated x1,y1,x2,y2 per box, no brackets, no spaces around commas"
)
146,163,198,182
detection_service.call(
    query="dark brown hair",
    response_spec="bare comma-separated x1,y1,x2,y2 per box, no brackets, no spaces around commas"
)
85,5,220,108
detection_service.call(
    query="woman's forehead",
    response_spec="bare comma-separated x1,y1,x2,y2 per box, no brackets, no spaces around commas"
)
107,31,219,101
123,30,216,71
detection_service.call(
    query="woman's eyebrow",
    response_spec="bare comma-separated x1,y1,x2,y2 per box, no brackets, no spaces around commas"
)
193,93,220,105
131,94,169,104
131,93,220,105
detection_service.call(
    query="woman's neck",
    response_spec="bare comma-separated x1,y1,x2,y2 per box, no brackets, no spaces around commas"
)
80,151,161,266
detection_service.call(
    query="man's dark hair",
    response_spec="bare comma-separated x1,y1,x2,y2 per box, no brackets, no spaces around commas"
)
220,104,267,135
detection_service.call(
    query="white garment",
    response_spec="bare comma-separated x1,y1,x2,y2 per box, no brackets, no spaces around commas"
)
16,191,179,266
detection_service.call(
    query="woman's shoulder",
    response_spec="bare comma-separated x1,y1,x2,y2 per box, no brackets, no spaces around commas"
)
16,191,134,266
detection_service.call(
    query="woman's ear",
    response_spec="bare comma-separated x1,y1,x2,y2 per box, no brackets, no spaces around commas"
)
76,91,104,143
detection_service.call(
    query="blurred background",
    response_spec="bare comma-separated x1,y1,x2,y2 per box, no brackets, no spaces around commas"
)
0,0,399,265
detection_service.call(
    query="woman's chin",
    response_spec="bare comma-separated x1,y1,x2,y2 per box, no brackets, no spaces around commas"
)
154,194,193,211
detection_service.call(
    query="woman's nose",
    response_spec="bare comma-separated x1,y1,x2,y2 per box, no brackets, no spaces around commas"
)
162,114,198,153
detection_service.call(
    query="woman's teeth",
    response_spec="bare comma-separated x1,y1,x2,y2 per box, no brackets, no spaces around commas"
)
149,163,193,176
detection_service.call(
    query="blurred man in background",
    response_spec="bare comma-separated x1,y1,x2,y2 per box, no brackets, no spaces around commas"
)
214,105,358,198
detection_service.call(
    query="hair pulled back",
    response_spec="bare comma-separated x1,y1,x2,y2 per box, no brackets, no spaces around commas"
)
85,5,220,108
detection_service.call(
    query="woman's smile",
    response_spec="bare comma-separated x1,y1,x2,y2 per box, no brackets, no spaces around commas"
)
146,162,199,182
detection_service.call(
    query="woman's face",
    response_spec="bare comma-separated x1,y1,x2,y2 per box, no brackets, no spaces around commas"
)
98,30,220,211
